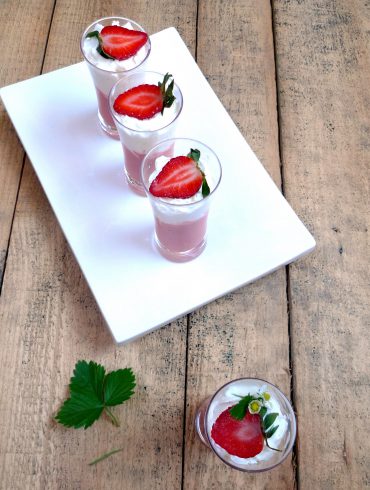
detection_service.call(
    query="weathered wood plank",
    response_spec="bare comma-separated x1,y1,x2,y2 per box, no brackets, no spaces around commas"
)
183,1,295,488
273,0,370,488
0,0,56,286
0,1,197,488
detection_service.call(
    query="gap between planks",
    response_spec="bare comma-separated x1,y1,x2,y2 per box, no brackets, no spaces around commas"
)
270,0,298,488
0,0,58,296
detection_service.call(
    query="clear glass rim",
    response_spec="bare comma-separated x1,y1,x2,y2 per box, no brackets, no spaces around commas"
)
204,377,297,473
141,137,222,207
80,16,151,74
109,71,183,133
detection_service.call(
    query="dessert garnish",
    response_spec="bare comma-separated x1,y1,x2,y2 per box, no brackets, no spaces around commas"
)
211,391,282,458
55,360,136,429
86,25,148,60
113,72,176,119
149,149,210,199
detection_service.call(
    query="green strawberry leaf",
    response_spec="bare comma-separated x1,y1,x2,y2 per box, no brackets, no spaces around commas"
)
55,360,135,429
259,406,268,421
229,394,254,420
86,30,100,39
265,424,279,439
158,73,176,113
188,149,201,163
69,360,105,401
55,393,104,429
104,368,136,406
263,412,279,432
202,178,210,197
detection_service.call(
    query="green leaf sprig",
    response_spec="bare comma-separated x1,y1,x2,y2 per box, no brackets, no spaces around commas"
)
55,360,136,429
158,72,176,114
230,391,282,452
187,148,211,198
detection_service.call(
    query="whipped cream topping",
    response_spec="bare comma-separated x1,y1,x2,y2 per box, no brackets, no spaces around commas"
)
82,21,148,72
114,98,181,132
115,97,181,154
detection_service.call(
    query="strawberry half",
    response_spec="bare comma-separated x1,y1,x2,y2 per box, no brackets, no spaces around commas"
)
211,407,264,458
86,25,148,61
113,73,176,120
149,156,203,199
150,149,210,199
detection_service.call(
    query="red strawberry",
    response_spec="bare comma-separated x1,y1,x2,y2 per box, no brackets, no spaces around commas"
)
113,84,163,119
99,25,148,60
211,406,264,458
113,73,176,120
149,156,203,199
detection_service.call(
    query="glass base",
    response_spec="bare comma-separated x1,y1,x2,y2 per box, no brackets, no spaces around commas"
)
98,111,119,139
125,171,146,196
154,234,206,262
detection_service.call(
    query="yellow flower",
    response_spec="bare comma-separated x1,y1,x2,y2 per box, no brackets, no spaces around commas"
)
248,399,262,414
263,392,271,401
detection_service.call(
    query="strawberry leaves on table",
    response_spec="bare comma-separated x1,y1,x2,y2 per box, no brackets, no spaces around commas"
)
55,360,135,429
230,392,282,452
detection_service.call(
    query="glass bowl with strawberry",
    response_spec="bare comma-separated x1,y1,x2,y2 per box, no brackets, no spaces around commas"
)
109,71,183,196
141,138,222,261
81,17,151,138
195,378,297,472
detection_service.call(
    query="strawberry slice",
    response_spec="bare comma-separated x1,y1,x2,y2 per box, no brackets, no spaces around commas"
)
149,156,203,199
113,84,163,119
113,73,176,120
211,406,264,458
86,26,148,61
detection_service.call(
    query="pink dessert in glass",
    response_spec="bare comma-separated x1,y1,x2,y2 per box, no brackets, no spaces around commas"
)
123,143,175,188
96,88,116,128
154,214,208,255
141,138,222,262
80,17,151,138
109,72,183,195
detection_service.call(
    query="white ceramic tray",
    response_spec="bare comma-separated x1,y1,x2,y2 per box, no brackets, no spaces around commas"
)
1,28,315,343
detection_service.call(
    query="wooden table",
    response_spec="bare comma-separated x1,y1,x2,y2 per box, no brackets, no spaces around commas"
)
0,1,369,488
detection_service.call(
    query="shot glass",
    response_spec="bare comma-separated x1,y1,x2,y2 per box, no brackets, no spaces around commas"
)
81,17,151,138
141,138,222,262
109,71,183,195
195,378,297,472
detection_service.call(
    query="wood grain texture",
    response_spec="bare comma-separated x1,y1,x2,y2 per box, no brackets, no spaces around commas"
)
0,1,196,489
183,1,295,488
0,0,55,285
2,0,368,488
273,0,370,488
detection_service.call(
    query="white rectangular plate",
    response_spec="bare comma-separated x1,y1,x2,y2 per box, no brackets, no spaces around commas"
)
1,28,315,343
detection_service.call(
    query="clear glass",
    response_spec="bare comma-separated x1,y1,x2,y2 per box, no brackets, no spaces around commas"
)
195,378,297,472
110,72,183,195
141,138,222,262
80,17,151,138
